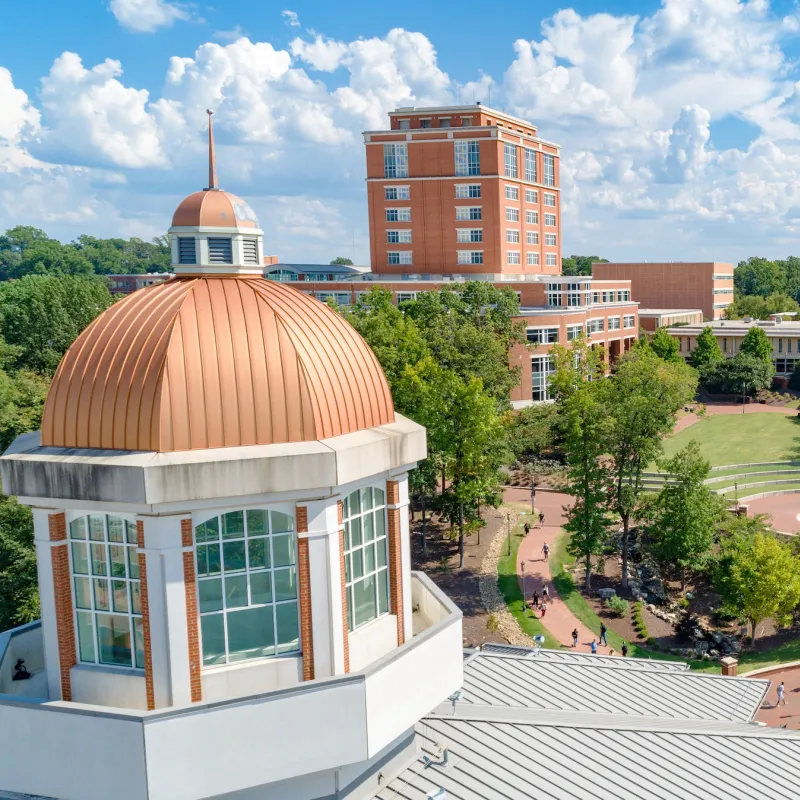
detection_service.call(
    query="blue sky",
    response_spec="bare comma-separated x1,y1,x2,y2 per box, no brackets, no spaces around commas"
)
4,0,800,265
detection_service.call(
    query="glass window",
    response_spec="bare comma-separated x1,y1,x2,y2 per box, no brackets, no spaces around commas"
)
386,208,411,222
384,144,409,178
455,184,481,199
387,251,413,266
505,185,519,200
524,149,537,182
196,509,298,666
526,210,539,225
526,231,539,245
525,189,538,203
387,230,412,244
506,208,520,222
506,230,520,243
458,251,483,265
527,253,540,266
398,119,410,130
544,214,556,227
507,252,521,265
531,356,556,401
545,234,557,246
419,119,431,129
544,193,556,207
456,206,482,221
543,154,555,186
504,143,518,178
546,254,558,267
457,229,483,243
624,315,636,328
527,327,559,344
455,141,480,176
567,324,583,341
385,186,410,200
69,515,142,670
439,118,451,128
343,487,389,631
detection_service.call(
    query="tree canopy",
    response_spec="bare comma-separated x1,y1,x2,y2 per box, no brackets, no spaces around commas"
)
703,352,774,395
330,256,354,265
561,255,609,277
689,326,723,371
739,326,773,363
649,327,682,363
725,293,799,320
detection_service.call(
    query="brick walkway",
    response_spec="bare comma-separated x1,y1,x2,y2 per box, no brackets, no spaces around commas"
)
749,664,800,730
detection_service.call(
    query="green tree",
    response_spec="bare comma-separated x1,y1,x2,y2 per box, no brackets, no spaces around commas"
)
703,352,774,395
646,441,725,589
689,326,723,372
0,275,114,374
725,293,799,320
0,494,38,628
649,327,682,363
561,255,608,277
714,526,800,646
330,256,354,265
734,257,786,298
739,326,773,363
0,367,49,452
510,404,561,464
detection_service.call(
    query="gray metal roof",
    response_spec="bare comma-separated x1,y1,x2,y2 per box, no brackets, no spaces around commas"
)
479,643,690,672
459,652,768,723
375,707,800,800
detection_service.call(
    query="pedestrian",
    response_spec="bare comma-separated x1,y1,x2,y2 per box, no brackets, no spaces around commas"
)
538,511,545,527
777,682,788,706
542,542,550,562
572,628,578,648
540,601,547,618
542,584,549,601
599,622,608,646
621,642,629,657
532,590,540,608
524,521,531,536
590,640,597,654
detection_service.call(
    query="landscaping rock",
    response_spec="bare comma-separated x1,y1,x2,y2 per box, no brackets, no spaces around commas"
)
597,588,616,599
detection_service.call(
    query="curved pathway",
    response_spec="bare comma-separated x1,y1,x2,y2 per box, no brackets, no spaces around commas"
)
744,494,800,534
749,664,800,730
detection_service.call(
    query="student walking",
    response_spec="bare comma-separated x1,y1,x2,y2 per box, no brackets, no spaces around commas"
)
541,542,550,562
590,640,597,654
524,521,531,537
777,682,788,706
599,623,608,646
621,642,629,657
572,629,579,648
538,511,545,528
540,601,547,618
532,590,540,608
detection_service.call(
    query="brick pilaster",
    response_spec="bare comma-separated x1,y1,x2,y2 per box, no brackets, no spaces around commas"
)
136,521,155,710
338,500,350,673
386,480,405,646
181,519,202,703
49,512,76,701
296,506,314,681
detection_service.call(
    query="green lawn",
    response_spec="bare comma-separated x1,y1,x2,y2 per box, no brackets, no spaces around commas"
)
496,514,561,650
660,413,800,467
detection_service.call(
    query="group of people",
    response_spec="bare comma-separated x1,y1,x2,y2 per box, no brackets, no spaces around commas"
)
530,584,550,617
570,623,629,657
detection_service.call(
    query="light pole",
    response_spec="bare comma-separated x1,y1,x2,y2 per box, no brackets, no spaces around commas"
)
506,511,512,556
520,560,526,613
530,479,536,516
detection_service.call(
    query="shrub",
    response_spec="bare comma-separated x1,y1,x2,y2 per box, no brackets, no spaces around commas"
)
486,614,500,632
606,595,629,617
678,596,690,609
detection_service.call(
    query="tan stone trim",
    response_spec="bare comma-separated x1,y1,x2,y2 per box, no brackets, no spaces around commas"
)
338,501,350,673
296,506,314,681
386,481,404,646
181,518,202,703
136,520,155,710
49,512,75,701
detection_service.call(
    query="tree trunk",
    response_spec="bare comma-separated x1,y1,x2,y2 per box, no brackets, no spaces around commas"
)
750,617,758,648
584,553,592,590
421,495,427,558
458,502,465,568
620,513,630,590
441,466,446,497
681,567,687,593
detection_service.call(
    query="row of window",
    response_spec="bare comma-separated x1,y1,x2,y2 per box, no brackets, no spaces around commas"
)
176,237,259,266
388,251,559,267
385,209,556,228
383,143,556,186
526,317,636,344
713,288,734,295
397,117,472,129
383,186,557,206
545,287,632,308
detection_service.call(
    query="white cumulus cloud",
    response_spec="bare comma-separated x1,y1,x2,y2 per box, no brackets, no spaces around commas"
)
109,0,188,33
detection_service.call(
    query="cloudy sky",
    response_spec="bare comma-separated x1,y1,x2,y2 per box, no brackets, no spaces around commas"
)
4,0,800,265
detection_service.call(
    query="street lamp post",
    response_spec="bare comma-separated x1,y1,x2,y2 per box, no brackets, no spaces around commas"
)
530,479,536,516
506,511,512,556
520,560,526,613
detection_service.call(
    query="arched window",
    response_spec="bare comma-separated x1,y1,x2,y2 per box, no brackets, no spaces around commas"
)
342,487,389,631
195,509,299,666
68,514,142,669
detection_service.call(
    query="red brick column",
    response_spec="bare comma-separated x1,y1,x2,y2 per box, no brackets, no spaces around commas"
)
386,480,405,646
296,506,314,681
338,500,350,673
136,521,155,710
181,519,202,703
50,512,76,701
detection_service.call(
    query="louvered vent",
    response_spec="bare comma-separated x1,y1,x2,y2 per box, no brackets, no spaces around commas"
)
208,237,233,264
178,237,196,264
242,238,259,264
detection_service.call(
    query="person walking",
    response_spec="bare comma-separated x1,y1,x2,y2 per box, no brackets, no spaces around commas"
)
590,640,597,654
538,511,545,528
541,542,550,562
540,600,547,618
599,622,608,646
532,590,540,608
621,642,629,657
542,584,549,602
524,521,531,537
777,682,788,706
572,628,579,648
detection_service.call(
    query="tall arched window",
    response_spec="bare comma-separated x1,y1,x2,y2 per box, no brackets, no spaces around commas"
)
195,509,299,666
342,486,389,631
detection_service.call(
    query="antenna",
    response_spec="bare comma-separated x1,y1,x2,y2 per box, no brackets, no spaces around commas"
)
206,109,218,190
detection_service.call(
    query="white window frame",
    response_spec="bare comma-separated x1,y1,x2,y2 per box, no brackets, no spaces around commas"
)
567,324,583,341
544,213,556,227
527,326,559,345
531,355,555,402
504,143,518,178
507,251,521,265
458,250,484,265
543,154,555,186
526,231,539,245
506,207,520,222
608,316,621,330
545,233,557,247
383,143,408,179
524,148,537,183
544,193,556,207
526,210,539,225
456,206,482,221
527,252,540,265
623,315,636,329
386,208,411,222
455,184,481,199
385,186,410,201
545,254,558,267
387,251,413,266
455,141,480,177
506,229,520,244
456,228,483,243
525,189,538,203
505,185,519,200
387,230,412,244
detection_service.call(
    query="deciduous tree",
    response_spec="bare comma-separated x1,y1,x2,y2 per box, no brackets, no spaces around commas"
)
689,326,723,372
649,327,682,363
739,326,773,363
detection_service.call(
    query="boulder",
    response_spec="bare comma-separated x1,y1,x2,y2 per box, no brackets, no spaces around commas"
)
597,588,616,599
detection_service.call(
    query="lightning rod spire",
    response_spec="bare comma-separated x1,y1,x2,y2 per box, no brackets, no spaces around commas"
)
206,109,218,190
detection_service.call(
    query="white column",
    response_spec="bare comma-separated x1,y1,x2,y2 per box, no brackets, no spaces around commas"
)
138,514,193,708
31,507,61,701
302,499,346,677
394,474,413,643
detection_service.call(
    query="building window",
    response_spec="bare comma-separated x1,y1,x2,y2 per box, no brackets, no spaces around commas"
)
385,186,410,200
506,208,520,222
505,185,519,200
620,290,631,302
208,238,233,264
456,206,482,220
195,509,298,666
546,254,558,267
266,269,298,282
527,253,540,266
544,193,556,207
343,487,389,631
567,282,581,306
531,356,555,401
507,252,521,265
461,117,472,127
455,184,481,199
546,286,561,307
526,210,539,225
592,292,600,304
567,324,583,341
387,251,413,266
526,231,539,245
525,189,538,203
624,315,636,328
789,339,793,354
587,318,605,334
713,288,735,295
315,291,352,306
506,230,520,244
69,514,142,669
609,316,621,330
455,141,481,176
242,238,259,265
457,228,483,243
543,154,555,186
457,250,484,265
527,327,559,344
420,119,431,129
779,338,783,354
396,292,418,303
524,148,537,182
544,214,556,227
386,208,411,222
387,230,412,244
439,118,451,128
504,143,518,178
178,237,196,265
384,144,409,178
398,119,410,130
545,234,557,246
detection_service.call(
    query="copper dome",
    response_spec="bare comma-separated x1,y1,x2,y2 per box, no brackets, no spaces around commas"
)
171,190,260,229
41,277,395,452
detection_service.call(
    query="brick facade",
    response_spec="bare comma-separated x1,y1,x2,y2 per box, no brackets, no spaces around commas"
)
136,521,155,710
296,506,314,681
386,480,405,646
181,518,202,703
49,512,76,701
337,500,350,673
